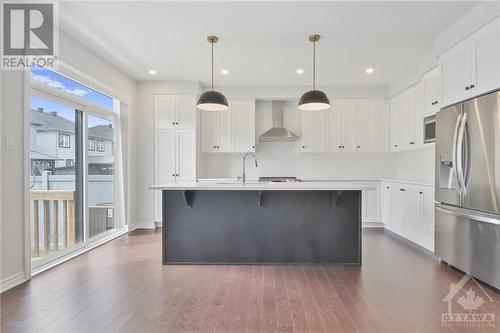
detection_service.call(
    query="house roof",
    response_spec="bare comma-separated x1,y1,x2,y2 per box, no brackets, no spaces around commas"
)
31,109,75,133
31,109,114,141
89,125,114,141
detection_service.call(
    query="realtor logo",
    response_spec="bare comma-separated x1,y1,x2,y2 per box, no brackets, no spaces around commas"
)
1,2,58,69
442,274,496,328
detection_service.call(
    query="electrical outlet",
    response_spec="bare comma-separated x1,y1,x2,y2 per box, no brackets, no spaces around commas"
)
4,135,15,150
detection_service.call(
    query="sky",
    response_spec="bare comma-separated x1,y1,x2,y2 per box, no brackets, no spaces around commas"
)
30,66,114,128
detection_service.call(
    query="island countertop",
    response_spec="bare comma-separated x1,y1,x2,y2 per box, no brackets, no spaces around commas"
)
150,180,376,191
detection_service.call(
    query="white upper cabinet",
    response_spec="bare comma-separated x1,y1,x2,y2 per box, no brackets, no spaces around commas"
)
155,95,196,130
325,104,341,152
422,68,440,115
341,104,358,152
232,100,256,152
356,101,389,152
303,99,388,153
200,99,256,153
440,42,474,106
474,18,500,96
390,86,418,152
301,110,326,153
440,17,500,107
200,111,218,153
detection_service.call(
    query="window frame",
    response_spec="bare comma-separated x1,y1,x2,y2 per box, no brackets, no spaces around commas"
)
58,133,71,148
96,139,105,152
88,138,96,151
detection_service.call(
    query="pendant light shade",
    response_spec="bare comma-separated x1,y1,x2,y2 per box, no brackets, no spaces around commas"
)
298,35,330,111
197,36,229,111
298,90,330,111
197,90,228,111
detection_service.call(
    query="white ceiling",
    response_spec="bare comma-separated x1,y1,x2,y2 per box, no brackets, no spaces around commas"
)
59,1,479,86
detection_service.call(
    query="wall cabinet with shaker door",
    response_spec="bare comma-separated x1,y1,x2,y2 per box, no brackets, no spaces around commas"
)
356,101,389,152
155,95,196,130
389,85,419,152
422,68,440,115
301,99,388,153
301,110,326,152
201,99,255,153
439,17,500,107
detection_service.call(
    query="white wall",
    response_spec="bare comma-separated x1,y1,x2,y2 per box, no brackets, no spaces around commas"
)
394,147,435,185
1,31,136,290
200,100,397,180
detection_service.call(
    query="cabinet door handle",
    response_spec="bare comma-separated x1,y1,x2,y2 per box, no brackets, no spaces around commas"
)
252,145,255,149
419,191,423,194
435,101,438,105
342,145,345,148
386,187,390,189
172,122,175,125
357,145,360,149
470,84,475,89
465,86,470,91
400,188,405,192
394,144,398,147
410,141,415,145
172,173,175,177
302,145,305,148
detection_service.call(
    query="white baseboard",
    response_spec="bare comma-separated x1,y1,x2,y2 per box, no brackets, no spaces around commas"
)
129,221,157,231
362,221,384,228
0,272,27,293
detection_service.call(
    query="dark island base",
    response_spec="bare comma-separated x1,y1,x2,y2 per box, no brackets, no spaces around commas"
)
162,190,361,265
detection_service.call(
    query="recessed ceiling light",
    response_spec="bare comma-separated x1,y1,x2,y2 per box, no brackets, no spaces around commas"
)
148,70,157,75
365,68,374,74
221,69,229,75
296,68,304,74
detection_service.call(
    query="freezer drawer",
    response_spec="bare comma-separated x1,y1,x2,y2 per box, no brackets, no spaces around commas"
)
435,204,500,289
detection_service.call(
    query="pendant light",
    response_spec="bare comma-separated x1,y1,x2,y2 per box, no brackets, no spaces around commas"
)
298,35,330,111
197,35,229,111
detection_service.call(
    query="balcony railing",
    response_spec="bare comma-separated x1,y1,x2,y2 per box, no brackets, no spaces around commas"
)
30,190,76,258
30,190,116,260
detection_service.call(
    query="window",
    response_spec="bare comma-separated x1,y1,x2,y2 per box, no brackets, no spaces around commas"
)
96,140,105,152
58,133,70,148
65,159,74,167
88,138,95,151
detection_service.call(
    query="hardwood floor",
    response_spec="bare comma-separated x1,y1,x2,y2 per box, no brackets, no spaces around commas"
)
1,228,499,332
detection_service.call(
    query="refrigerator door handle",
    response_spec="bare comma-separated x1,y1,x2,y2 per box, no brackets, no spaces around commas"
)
436,205,500,226
451,113,462,194
457,112,468,196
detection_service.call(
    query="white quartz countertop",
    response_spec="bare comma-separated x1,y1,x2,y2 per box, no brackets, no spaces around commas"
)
150,180,375,191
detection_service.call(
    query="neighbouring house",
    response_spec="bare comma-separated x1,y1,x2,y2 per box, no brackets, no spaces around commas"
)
30,107,114,176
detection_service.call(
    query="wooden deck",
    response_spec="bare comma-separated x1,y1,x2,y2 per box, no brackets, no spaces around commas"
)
1,228,499,332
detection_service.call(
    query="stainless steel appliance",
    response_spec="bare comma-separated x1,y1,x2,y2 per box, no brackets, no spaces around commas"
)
435,90,500,289
423,115,436,144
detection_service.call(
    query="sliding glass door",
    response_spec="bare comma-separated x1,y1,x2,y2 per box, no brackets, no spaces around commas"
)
29,65,123,270
87,114,117,239
29,95,85,264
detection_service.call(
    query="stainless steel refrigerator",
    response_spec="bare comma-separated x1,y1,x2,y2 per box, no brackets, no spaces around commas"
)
435,90,500,289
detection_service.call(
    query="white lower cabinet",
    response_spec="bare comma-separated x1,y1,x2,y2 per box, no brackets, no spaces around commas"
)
382,181,435,252
362,182,381,223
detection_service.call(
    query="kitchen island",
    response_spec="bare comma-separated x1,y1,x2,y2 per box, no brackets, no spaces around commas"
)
150,181,372,265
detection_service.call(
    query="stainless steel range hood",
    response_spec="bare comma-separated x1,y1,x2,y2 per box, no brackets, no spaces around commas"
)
259,101,299,142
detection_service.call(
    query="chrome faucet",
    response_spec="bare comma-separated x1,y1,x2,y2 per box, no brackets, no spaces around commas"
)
242,152,258,184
